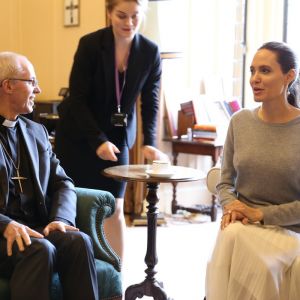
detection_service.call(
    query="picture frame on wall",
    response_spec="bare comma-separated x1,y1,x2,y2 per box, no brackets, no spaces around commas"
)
64,0,80,27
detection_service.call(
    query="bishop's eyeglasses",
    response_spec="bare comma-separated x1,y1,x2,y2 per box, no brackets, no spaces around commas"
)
0,78,39,88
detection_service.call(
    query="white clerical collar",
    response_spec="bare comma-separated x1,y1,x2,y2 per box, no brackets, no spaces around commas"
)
2,119,18,128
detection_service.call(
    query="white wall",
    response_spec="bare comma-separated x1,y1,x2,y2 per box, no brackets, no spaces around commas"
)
0,0,106,100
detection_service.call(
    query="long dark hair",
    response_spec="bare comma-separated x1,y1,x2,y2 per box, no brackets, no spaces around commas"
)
259,41,299,107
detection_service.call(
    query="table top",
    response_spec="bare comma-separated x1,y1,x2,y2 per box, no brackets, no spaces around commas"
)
103,164,205,183
170,137,224,147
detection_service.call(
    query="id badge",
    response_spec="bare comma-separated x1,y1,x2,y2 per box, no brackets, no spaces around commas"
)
111,112,128,127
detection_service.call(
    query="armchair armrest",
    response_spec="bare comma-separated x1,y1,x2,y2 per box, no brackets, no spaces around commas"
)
75,187,121,272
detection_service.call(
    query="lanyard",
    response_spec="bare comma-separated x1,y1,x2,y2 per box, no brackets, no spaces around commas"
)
114,66,126,113
114,50,129,113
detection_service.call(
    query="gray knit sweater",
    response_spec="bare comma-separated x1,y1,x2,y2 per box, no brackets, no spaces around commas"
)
217,107,300,233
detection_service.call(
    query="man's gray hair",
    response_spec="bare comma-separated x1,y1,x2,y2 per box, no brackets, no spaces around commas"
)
0,52,27,83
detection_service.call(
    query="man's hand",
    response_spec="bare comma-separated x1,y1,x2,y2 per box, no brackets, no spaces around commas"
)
142,145,169,162
3,221,44,256
43,221,79,236
96,141,120,161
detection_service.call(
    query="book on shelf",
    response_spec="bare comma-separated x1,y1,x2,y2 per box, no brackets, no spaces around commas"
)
163,95,241,140
193,131,217,140
180,100,197,120
177,110,195,138
223,101,233,117
228,99,241,114
193,124,217,132
223,99,241,116
193,123,217,140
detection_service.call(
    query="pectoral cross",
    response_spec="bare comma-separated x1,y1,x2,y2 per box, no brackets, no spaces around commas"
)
12,169,27,194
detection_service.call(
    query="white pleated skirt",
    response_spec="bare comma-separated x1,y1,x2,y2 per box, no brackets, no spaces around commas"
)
205,222,300,300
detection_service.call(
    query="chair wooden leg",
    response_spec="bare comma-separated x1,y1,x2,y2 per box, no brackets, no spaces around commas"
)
210,195,217,222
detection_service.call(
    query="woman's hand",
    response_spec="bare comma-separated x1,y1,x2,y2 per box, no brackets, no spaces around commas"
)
142,145,169,162
96,141,120,161
221,210,248,230
221,200,264,230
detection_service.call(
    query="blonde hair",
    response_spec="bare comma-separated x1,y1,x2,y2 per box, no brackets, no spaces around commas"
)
105,0,148,12
0,52,27,83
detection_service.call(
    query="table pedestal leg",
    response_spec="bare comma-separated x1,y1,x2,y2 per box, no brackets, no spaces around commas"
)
171,182,178,214
125,182,168,300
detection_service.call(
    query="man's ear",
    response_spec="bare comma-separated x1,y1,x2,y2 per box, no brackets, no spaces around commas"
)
1,79,14,94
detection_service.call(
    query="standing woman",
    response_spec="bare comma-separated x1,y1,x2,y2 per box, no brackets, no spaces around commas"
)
55,0,165,262
205,41,300,300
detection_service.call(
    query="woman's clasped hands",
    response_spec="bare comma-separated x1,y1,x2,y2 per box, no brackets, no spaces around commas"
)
221,200,264,230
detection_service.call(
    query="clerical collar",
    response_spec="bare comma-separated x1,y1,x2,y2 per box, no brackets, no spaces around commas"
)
0,115,18,128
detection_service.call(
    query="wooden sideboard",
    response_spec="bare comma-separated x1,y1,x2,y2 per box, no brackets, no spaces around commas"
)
170,138,223,221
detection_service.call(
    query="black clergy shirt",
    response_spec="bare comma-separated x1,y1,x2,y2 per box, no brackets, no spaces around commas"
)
0,116,41,227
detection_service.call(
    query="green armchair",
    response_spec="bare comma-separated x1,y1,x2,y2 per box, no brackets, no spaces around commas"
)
0,187,122,300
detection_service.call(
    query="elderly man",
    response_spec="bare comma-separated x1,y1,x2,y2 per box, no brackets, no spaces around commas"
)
0,52,98,300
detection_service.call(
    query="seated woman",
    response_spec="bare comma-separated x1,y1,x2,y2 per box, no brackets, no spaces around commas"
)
205,41,300,300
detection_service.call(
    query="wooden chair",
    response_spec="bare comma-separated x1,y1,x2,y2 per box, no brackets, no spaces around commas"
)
204,166,221,300
206,166,221,195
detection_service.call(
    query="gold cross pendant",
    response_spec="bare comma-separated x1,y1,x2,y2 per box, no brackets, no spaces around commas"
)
12,169,27,193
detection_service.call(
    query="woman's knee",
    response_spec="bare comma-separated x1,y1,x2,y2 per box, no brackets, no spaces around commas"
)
220,222,245,242
211,222,248,258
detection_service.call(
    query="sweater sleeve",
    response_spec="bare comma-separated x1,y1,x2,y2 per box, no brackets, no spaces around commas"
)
216,119,238,207
260,201,300,226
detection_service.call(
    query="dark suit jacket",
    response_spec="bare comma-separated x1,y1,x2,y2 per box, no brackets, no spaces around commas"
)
0,116,76,234
56,26,162,151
